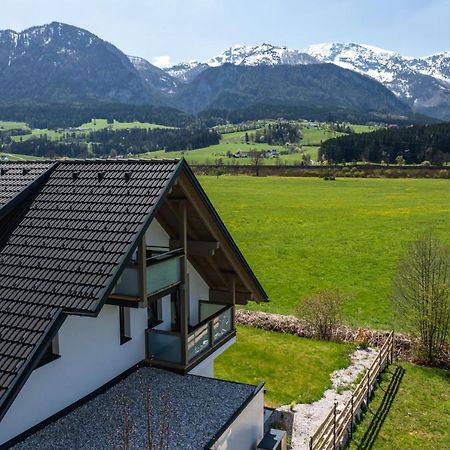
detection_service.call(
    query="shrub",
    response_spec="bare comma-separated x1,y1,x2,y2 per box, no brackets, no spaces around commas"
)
295,290,344,341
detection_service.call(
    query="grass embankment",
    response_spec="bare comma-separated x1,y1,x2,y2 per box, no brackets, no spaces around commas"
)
215,325,354,407
348,363,450,450
200,176,450,329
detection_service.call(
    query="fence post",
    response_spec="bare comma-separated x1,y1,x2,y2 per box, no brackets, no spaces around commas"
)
350,394,354,439
333,402,337,449
391,332,395,364
366,372,370,406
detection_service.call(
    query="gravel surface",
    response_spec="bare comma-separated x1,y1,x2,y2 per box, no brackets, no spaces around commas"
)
14,367,256,450
280,347,378,450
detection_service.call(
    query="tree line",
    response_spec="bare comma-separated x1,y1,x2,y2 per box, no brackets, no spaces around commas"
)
4,127,220,158
319,123,450,165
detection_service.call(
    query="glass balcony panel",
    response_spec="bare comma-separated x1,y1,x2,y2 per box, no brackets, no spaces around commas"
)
212,307,233,343
187,324,211,361
147,256,181,294
199,302,226,322
147,331,182,364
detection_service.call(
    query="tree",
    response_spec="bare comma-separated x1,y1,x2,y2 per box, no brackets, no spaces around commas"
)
392,234,450,363
296,290,344,340
251,150,264,177
395,155,405,166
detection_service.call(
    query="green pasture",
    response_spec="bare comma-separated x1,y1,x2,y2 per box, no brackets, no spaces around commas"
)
215,325,354,407
199,176,450,329
348,363,449,450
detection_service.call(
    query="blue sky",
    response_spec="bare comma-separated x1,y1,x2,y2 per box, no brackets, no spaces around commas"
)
1,0,449,66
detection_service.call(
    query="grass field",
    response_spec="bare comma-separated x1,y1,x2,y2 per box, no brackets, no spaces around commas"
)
348,363,450,450
199,176,450,329
78,118,174,131
8,118,173,143
0,121,28,130
0,151,44,161
142,123,373,165
215,325,354,407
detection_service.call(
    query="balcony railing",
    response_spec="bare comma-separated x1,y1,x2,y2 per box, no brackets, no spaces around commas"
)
145,303,234,369
112,247,183,298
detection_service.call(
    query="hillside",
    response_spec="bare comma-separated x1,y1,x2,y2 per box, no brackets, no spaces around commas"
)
173,64,419,123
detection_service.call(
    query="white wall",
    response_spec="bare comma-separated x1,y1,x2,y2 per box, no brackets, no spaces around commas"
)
187,260,210,326
0,305,148,445
211,388,265,450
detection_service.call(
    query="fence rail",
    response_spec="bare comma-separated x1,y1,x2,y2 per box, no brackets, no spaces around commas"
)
310,331,394,450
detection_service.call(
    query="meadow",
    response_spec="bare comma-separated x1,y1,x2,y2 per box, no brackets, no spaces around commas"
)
348,363,449,450
140,122,366,164
199,176,450,329
215,325,354,407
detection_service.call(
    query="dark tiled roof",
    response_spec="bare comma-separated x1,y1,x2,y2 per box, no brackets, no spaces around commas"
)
0,160,180,413
0,162,54,210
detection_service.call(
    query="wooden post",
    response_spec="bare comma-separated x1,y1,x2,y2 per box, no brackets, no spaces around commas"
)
309,436,313,450
138,236,147,306
366,372,370,406
179,201,189,367
333,402,337,449
350,394,354,439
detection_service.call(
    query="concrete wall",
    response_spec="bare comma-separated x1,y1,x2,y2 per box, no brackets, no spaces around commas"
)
0,305,147,445
211,387,265,450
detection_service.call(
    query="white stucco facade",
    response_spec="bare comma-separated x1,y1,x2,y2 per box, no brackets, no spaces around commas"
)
211,387,265,450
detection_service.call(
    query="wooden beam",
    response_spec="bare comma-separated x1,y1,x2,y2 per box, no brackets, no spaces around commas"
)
179,201,189,366
138,236,147,306
170,239,220,256
210,289,250,304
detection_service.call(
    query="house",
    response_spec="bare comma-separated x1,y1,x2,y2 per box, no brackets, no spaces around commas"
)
0,159,271,449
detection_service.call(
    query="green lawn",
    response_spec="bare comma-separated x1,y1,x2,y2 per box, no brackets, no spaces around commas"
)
199,176,450,329
0,151,44,161
79,118,174,131
215,325,354,407
0,121,28,130
348,363,450,450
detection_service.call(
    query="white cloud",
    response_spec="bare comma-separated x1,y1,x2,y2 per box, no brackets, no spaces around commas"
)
152,55,172,68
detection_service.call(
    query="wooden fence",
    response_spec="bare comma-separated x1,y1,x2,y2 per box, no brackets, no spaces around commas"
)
309,331,395,450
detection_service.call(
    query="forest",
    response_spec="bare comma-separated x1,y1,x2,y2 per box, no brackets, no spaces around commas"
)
319,122,450,164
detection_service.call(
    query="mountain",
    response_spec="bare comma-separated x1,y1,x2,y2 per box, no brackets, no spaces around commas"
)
303,43,450,120
128,55,178,92
165,44,318,82
0,22,164,105
173,63,417,124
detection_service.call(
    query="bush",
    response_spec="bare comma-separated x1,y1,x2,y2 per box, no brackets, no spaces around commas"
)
295,290,344,340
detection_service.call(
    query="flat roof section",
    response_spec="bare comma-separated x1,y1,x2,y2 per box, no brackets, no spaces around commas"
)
13,367,257,450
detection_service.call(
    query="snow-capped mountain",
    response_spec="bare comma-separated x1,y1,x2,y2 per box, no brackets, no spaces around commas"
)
165,44,317,84
303,43,450,119
165,42,450,119
128,55,178,92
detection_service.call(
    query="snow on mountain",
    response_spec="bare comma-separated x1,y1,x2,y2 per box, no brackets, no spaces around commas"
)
166,43,318,82
302,43,450,119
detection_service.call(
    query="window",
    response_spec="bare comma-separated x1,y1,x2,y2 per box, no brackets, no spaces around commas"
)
148,298,163,328
36,334,60,369
119,306,131,344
